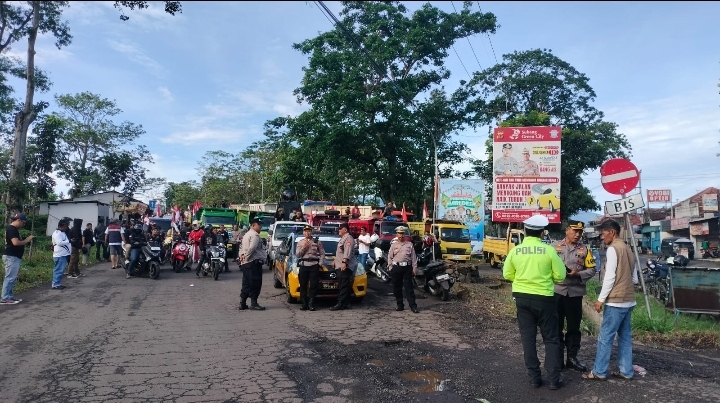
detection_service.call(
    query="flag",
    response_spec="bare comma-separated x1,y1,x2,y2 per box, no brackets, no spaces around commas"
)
309,210,314,225
156,203,162,217
422,200,428,221
401,203,408,222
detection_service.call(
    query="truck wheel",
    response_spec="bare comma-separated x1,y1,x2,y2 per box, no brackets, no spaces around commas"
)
491,255,500,268
484,253,490,263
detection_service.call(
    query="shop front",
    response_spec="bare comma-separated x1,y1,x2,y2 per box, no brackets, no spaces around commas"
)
670,216,690,238
689,217,720,253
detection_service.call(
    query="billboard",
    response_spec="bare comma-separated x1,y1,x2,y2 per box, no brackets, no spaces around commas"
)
647,189,671,203
491,126,562,223
702,194,718,212
690,221,709,236
437,179,485,254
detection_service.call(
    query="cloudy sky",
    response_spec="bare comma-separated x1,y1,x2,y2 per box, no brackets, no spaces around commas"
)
10,1,720,211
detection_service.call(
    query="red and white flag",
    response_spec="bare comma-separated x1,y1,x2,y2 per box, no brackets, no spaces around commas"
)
401,203,408,222
156,204,162,217
422,200,428,221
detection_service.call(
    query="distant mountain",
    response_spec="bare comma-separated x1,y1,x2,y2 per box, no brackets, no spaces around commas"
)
570,211,602,224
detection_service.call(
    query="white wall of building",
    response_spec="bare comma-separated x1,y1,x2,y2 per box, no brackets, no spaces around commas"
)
46,203,106,236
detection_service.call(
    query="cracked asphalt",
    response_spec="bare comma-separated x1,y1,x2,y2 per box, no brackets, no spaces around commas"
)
1,261,718,403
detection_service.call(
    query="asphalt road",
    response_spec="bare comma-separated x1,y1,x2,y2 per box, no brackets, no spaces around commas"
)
1,260,718,403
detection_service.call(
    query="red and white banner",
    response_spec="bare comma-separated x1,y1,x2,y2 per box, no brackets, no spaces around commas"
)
647,189,671,203
491,126,562,223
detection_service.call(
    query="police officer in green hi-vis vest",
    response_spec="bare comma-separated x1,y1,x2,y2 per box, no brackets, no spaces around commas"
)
503,215,567,390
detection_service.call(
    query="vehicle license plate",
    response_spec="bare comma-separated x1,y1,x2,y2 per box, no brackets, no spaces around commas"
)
322,282,339,290
452,255,461,259
436,274,450,281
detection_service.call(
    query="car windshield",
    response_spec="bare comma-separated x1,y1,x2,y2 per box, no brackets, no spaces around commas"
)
439,228,471,243
295,238,338,256
260,217,275,231
380,222,405,235
204,215,236,226
275,223,305,238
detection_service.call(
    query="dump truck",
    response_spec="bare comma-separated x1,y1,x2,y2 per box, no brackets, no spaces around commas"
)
483,228,525,268
407,220,472,262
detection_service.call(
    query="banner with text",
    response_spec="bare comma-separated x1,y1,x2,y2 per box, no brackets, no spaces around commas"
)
437,179,485,254
702,194,718,212
647,189,671,203
491,126,562,223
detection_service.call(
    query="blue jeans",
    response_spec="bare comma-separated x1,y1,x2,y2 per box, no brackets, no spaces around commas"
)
2,255,21,301
358,253,368,270
128,248,141,274
592,305,635,378
53,257,68,287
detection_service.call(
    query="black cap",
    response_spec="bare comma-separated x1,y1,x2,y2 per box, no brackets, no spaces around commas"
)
339,223,349,231
303,225,313,231
250,218,260,225
567,220,585,231
502,143,512,149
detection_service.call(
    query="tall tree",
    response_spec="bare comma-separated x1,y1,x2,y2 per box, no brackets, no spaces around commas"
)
113,1,182,21
164,181,201,211
458,49,631,217
53,91,148,197
264,1,497,208
26,114,63,200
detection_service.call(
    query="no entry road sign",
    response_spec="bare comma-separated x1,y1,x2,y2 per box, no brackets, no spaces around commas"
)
600,158,640,195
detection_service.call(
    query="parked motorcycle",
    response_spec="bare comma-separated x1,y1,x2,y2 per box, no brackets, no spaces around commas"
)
125,240,161,279
643,259,671,304
198,243,226,280
171,236,191,273
368,233,392,283
414,246,455,301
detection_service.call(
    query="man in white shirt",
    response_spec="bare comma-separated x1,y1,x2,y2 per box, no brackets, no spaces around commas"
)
583,219,637,381
357,227,371,270
52,219,72,290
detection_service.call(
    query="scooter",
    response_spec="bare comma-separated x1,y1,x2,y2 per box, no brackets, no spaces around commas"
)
643,259,671,304
198,243,226,281
368,234,392,283
414,246,455,301
171,236,191,273
125,241,161,279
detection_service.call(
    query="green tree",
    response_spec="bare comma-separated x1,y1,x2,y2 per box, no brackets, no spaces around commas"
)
52,91,148,197
458,49,631,217
164,181,201,211
263,1,497,209
113,1,182,21
26,114,64,200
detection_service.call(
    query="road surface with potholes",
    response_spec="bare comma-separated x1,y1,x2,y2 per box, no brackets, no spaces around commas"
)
0,260,718,403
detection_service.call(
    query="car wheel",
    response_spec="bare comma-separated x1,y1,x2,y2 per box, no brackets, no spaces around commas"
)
273,269,283,289
286,277,297,303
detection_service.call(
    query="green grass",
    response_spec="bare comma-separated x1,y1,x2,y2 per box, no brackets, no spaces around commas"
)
586,280,720,348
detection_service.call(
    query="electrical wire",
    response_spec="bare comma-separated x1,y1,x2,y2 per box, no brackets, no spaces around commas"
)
450,1,482,69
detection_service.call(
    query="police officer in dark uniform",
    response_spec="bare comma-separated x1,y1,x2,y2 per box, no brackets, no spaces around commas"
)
196,224,217,277
239,219,266,311
330,223,356,311
553,220,596,372
295,224,325,311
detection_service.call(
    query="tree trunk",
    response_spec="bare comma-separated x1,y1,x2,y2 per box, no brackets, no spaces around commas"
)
5,1,39,219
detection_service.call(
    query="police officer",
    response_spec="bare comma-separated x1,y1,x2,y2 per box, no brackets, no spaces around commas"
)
239,219,266,311
196,224,217,277
295,224,325,311
493,143,519,176
330,223,355,311
553,220,596,372
388,226,419,313
502,215,566,390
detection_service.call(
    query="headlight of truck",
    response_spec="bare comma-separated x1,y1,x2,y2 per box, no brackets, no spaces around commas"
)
355,262,366,276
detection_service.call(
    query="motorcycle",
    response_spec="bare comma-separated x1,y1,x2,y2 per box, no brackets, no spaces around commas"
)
643,259,671,304
171,236,191,273
367,233,392,283
198,243,226,281
125,241,161,279
414,246,455,301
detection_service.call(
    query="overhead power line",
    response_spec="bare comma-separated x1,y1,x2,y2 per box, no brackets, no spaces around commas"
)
427,1,472,80
477,3,498,64
450,1,482,70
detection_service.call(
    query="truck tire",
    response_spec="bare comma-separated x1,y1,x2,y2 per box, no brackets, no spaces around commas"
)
491,255,500,269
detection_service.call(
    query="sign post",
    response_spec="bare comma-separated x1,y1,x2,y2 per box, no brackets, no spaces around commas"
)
600,158,652,318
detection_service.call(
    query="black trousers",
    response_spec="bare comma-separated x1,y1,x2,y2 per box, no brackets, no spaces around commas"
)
299,265,320,301
391,265,416,309
95,241,108,260
196,249,208,272
515,296,562,383
240,260,263,300
336,269,354,306
231,243,239,259
556,293,583,357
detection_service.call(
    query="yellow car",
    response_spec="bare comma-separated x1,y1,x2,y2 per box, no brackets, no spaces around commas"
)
537,188,561,212
273,233,368,303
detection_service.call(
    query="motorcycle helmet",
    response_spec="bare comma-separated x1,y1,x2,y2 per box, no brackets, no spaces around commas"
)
133,223,142,231
205,224,213,231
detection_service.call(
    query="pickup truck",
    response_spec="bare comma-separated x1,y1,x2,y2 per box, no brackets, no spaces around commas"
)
483,229,525,268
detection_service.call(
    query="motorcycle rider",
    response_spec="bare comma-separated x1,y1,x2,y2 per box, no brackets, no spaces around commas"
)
216,225,231,272
146,226,167,262
126,224,147,279
196,224,217,277
296,224,325,311
188,220,204,269
388,226,419,313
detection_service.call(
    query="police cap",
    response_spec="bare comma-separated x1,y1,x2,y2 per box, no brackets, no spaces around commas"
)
249,218,261,225
567,220,585,231
523,215,549,230
395,226,407,234
502,143,512,150
303,225,313,231
522,148,530,154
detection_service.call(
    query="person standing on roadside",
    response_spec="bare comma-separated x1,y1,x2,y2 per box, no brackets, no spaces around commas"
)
67,218,84,278
553,220,596,372
583,219,637,381
1,213,33,305
82,223,94,265
105,219,125,270
296,225,325,311
387,226,419,313
503,215,566,390
51,219,72,290
330,223,356,311
231,224,242,262
238,219,266,311
94,220,108,262
357,227,371,270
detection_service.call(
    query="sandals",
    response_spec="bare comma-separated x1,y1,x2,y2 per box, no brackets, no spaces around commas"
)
611,372,633,380
581,371,607,381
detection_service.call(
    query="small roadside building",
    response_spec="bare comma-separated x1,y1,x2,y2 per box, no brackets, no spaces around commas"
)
41,191,145,236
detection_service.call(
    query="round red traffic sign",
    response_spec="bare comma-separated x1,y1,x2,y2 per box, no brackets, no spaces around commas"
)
600,158,640,195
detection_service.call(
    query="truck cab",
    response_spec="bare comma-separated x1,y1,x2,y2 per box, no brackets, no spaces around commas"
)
483,228,525,268
372,217,408,251
407,220,472,262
